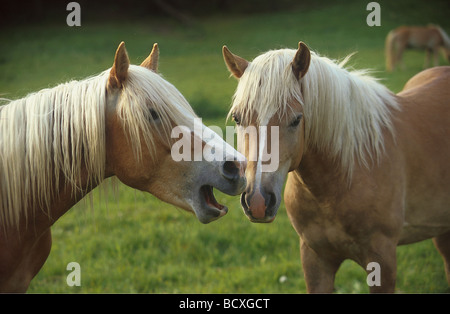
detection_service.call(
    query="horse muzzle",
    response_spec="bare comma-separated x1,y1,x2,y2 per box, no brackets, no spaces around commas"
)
240,188,278,223
194,159,247,224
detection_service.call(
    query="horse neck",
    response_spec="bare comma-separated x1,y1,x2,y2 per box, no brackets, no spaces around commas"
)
24,163,104,235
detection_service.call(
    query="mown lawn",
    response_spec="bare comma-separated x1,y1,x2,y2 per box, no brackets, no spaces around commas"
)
1,0,449,293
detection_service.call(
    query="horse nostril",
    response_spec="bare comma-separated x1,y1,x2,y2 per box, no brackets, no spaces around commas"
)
241,192,248,208
267,192,276,209
220,160,240,181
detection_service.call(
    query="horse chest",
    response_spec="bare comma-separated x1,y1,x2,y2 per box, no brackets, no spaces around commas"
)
285,188,361,257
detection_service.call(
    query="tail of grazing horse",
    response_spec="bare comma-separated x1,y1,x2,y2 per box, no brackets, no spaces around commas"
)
385,30,395,72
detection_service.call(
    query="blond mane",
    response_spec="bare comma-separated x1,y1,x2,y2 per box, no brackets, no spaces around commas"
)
229,48,399,178
0,65,197,229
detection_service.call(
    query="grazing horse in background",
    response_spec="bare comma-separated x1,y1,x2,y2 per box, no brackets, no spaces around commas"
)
223,42,450,292
0,42,246,292
385,25,450,71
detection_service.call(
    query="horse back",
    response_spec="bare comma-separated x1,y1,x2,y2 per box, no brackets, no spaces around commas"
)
401,66,450,91
395,66,450,243
397,66,450,179
392,26,444,49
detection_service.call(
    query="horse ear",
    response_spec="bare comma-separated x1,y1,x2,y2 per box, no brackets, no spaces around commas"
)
109,41,130,89
292,42,311,79
141,43,159,72
223,45,249,79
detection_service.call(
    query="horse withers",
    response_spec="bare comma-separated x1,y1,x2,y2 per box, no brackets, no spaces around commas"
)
0,42,246,292
223,42,450,292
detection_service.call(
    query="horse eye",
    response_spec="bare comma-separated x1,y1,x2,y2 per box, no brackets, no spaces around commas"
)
289,114,303,128
149,109,160,121
232,113,241,125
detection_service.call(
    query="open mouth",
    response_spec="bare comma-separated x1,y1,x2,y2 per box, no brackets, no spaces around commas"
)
200,185,227,214
200,185,228,221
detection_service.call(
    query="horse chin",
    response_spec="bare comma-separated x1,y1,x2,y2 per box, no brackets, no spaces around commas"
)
193,185,229,224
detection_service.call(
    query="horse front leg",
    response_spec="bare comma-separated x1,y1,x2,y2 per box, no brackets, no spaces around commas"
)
300,238,342,293
424,49,431,68
432,48,439,67
0,228,52,292
361,233,397,293
395,44,406,70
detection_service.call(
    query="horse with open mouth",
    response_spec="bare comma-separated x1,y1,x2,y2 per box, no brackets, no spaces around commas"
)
223,42,450,292
0,42,246,292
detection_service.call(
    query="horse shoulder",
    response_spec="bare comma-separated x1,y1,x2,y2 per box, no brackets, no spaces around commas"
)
284,171,318,233
286,145,407,249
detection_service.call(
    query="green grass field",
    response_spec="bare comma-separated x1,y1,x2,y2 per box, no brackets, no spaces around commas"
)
1,0,450,293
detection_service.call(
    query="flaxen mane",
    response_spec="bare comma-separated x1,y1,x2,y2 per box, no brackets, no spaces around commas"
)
229,49,399,178
0,65,197,229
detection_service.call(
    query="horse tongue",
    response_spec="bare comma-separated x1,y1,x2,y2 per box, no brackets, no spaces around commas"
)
249,191,266,219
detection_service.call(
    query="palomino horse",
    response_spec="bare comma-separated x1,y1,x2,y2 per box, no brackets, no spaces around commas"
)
0,42,246,292
223,42,450,292
385,25,450,71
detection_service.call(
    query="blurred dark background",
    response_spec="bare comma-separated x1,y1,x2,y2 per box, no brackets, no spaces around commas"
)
1,0,312,26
